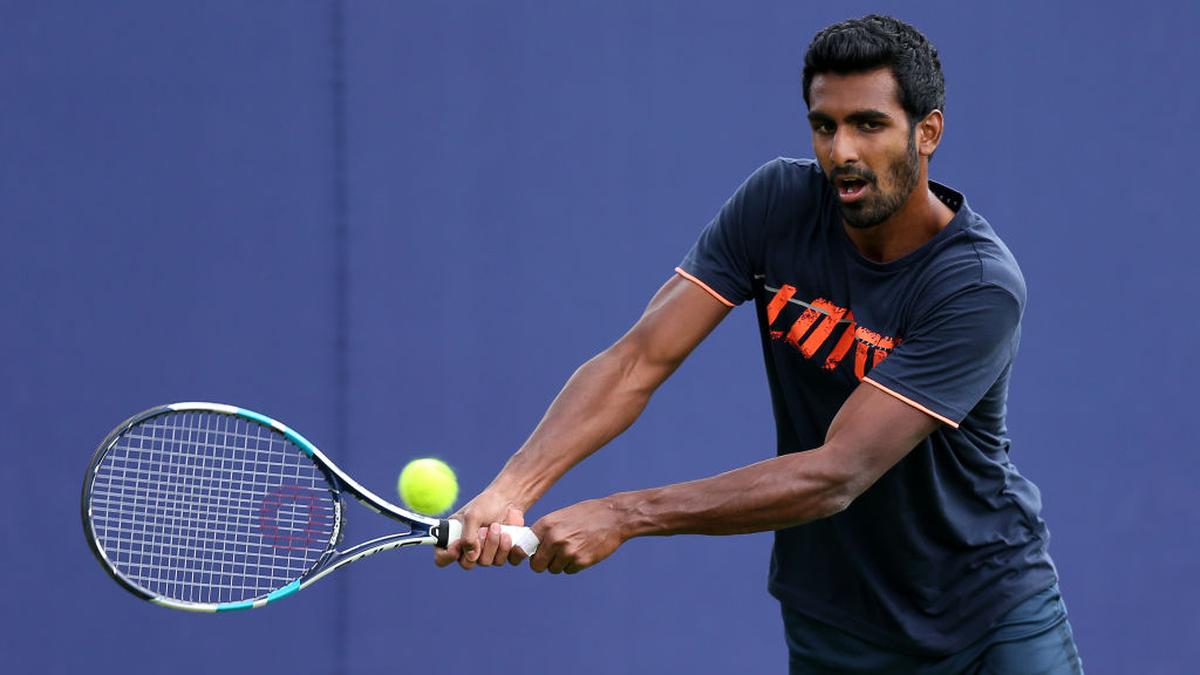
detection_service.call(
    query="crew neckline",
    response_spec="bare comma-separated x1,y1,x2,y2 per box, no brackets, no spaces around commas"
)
836,180,969,272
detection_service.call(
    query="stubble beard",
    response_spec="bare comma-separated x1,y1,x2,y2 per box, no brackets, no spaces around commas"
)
840,134,921,230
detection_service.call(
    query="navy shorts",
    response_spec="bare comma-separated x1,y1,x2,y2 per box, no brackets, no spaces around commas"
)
781,584,1084,674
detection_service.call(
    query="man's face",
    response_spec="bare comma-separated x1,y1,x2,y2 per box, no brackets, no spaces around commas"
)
807,68,921,230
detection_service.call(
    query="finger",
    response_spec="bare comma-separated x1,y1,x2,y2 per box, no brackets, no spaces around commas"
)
528,519,553,572
529,544,553,573
434,540,460,568
489,525,514,566
548,553,570,575
460,522,480,564
507,541,529,566
457,529,485,570
565,562,585,575
479,523,502,566
499,508,526,562
496,532,517,565
504,507,525,527
501,507,525,563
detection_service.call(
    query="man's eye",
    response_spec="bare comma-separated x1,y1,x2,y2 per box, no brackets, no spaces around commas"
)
860,121,882,131
813,124,834,135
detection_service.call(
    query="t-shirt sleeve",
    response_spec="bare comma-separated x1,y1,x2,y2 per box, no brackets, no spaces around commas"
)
676,160,779,306
863,283,1022,428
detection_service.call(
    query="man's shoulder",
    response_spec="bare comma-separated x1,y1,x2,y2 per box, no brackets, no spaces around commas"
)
739,157,830,221
960,210,1026,306
751,156,825,186
923,185,1027,308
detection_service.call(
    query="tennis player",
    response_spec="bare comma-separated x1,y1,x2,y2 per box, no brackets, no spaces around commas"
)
437,15,1083,673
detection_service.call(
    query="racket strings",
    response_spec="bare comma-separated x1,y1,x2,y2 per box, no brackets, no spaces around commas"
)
88,411,337,605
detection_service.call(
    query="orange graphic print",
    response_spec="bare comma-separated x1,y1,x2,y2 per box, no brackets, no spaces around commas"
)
764,286,899,379
766,284,797,336
798,299,849,358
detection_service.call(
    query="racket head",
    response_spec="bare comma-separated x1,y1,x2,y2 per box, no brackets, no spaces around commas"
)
82,403,345,612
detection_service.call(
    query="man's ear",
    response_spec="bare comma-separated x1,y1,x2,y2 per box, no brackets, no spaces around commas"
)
916,110,944,158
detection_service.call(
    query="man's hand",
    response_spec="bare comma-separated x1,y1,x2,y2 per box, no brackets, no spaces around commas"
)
434,490,527,569
528,498,628,574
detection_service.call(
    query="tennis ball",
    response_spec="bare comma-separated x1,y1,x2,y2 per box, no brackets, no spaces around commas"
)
397,458,458,515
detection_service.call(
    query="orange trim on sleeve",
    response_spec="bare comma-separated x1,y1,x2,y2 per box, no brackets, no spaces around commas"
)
674,267,736,308
861,377,960,429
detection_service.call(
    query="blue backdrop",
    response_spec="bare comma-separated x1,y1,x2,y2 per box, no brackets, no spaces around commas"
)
2,2,1196,673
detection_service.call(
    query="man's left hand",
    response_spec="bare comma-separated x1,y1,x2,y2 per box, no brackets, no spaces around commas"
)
528,497,629,574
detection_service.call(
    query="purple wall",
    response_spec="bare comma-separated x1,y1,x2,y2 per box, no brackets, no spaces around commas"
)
2,2,1196,673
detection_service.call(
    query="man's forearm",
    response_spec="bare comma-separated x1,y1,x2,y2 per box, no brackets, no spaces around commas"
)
601,379,939,539
490,344,664,509
481,276,730,518
608,447,855,538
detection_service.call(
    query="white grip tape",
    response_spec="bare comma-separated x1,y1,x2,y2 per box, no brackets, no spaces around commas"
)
503,525,540,556
446,519,539,555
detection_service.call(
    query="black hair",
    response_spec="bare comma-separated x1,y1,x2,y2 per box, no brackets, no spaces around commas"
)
802,15,945,125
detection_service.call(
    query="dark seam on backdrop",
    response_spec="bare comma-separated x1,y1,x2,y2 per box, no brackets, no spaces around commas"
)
330,1,350,673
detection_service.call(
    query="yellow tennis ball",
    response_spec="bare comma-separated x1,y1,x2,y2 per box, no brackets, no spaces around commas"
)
398,458,458,515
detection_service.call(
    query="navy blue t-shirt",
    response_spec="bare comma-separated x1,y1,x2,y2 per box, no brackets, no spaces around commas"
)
678,158,1058,654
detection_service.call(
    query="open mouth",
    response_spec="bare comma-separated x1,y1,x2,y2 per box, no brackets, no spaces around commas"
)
836,176,870,201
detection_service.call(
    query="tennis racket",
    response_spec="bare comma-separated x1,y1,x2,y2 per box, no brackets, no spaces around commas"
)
81,402,538,613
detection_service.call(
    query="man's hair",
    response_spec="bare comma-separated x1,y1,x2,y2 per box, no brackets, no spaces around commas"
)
802,15,945,126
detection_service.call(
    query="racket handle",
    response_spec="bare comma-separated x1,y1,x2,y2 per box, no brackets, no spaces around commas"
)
441,519,540,556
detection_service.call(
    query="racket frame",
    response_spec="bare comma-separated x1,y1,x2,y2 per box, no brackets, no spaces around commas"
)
82,402,456,613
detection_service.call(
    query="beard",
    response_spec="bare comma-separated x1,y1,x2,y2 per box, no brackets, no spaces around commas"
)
835,134,921,230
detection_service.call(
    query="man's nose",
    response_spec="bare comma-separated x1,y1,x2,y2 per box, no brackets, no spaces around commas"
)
829,129,859,166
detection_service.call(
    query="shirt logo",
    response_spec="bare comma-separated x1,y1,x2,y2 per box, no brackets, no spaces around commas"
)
764,284,899,380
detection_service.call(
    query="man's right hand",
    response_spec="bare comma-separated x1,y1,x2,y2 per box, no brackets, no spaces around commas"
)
434,489,528,570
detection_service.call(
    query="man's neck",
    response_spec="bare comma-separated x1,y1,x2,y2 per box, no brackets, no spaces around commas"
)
843,183,956,264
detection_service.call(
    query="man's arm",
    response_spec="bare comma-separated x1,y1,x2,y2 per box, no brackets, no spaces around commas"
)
435,274,731,568
525,380,939,573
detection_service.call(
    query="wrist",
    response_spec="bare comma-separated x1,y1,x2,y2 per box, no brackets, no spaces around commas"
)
605,490,655,541
486,474,539,513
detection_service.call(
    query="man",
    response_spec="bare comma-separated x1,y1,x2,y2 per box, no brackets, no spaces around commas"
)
436,15,1083,673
